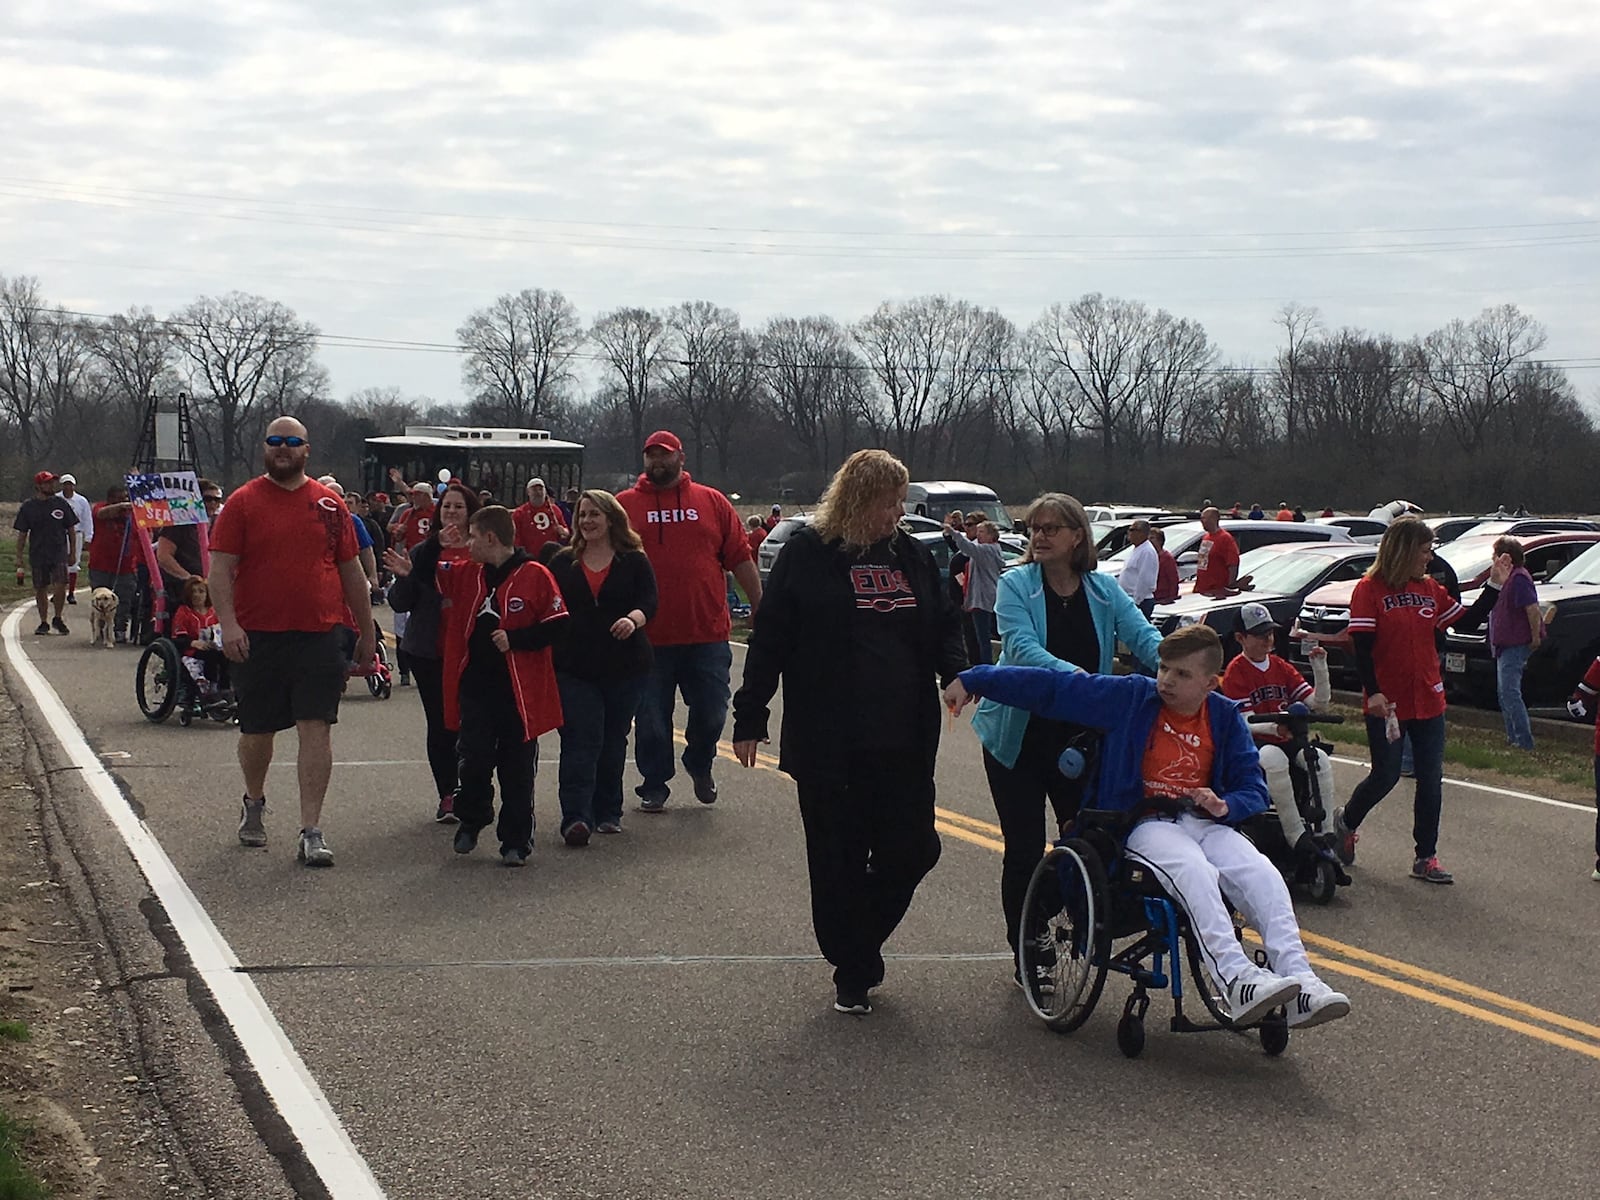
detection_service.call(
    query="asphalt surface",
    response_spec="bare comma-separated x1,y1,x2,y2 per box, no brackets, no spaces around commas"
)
10,623,1600,1199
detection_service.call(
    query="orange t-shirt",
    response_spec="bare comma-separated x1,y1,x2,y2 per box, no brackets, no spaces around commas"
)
1141,705,1215,799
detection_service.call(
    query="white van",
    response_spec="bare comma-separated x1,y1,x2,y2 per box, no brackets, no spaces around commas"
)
903,481,1016,531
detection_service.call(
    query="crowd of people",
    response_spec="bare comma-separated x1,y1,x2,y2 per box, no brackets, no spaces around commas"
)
17,425,1598,1021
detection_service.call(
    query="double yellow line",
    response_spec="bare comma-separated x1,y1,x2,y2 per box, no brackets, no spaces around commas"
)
708,735,1600,1062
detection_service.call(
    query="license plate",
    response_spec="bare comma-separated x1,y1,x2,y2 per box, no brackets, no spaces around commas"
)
1445,652,1466,673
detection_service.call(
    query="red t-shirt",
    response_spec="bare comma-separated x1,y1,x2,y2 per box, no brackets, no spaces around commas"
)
747,527,767,554
617,470,753,646
1193,528,1240,594
88,503,141,574
1142,706,1215,799
1575,656,1600,755
1348,575,1464,721
1220,653,1313,744
513,500,569,554
393,504,435,551
209,476,358,632
583,559,611,597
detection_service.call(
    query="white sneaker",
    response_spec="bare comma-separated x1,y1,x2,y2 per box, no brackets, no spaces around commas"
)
1287,975,1351,1029
1223,965,1301,1025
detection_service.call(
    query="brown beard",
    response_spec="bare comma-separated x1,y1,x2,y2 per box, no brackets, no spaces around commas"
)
265,457,305,482
646,462,681,488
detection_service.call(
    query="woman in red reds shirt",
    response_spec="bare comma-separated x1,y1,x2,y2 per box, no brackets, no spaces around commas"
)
1566,657,1600,881
1332,517,1497,885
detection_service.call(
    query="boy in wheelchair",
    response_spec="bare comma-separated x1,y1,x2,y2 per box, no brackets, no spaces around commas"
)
945,623,1350,1030
1219,603,1337,856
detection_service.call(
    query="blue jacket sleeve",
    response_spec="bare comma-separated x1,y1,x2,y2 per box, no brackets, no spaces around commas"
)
959,664,1141,726
994,569,1079,671
1107,582,1163,671
1212,700,1270,823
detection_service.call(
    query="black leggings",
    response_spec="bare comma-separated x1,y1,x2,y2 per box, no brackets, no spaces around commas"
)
408,655,458,799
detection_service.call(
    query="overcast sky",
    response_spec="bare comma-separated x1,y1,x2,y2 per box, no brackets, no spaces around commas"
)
4,0,1598,408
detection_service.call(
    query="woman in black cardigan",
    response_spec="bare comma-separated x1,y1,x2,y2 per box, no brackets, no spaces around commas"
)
544,490,658,844
732,449,967,1016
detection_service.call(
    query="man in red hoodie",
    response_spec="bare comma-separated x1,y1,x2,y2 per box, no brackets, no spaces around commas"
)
512,477,569,556
618,430,761,811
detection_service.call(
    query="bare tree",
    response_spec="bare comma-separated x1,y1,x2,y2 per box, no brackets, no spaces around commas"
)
1419,304,1547,454
590,307,667,454
758,315,864,470
457,289,583,427
1273,303,1323,458
1140,312,1214,459
0,275,93,465
852,295,979,476
660,301,741,468
171,292,325,485
1032,294,1159,467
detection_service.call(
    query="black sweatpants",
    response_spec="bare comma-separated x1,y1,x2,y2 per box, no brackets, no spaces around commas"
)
795,758,942,992
409,655,458,800
983,723,1088,962
455,693,539,854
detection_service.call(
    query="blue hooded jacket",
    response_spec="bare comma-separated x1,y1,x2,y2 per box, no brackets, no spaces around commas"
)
958,665,1269,825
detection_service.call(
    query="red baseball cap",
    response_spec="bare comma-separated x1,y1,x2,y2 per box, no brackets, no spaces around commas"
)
643,430,682,453
33,470,56,486
371,491,388,504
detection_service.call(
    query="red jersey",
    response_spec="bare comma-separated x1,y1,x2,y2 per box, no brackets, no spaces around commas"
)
1573,656,1600,755
1348,574,1464,721
1193,528,1239,594
87,502,140,574
172,604,219,654
747,526,767,554
1220,653,1312,744
209,476,358,633
512,499,569,555
392,503,436,551
617,470,752,646
434,553,567,741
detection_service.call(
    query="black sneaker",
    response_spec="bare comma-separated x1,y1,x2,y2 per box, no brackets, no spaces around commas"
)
51,617,69,634
66,593,77,605
833,987,871,1016
500,845,528,868
453,825,480,855
691,774,718,805
34,622,49,636
562,821,591,847
638,790,668,813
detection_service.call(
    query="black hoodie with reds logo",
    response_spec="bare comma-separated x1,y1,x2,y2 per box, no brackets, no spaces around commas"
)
617,469,752,647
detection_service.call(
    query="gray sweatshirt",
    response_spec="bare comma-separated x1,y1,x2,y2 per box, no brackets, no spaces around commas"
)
944,528,1005,613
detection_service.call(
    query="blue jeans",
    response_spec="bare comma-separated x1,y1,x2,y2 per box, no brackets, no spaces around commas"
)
633,641,733,799
557,673,645,829
1495,643,1535,749
1343,712,1447,860
970,609,997,665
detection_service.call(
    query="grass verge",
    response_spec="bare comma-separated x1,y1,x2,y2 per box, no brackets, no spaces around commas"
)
0,1107,48,1200
0,1021,29,1043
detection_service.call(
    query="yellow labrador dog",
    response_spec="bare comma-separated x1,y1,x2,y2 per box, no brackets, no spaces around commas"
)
89,587,120,648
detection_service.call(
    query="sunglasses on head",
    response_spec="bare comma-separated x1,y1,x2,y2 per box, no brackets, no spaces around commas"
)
264,435,307,448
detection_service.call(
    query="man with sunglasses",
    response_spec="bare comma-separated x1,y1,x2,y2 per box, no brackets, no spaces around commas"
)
209,417,374,869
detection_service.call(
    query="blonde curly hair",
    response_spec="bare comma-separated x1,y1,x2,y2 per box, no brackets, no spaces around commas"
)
812,449,910,550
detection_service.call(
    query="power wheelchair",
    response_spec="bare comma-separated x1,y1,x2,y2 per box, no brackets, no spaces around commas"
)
1016,737,1293,1059
1241,703,1350,905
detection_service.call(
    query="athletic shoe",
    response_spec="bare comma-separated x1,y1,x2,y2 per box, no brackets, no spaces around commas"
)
562,821,591,847
237,798,267,847
398,673,410,687
434,794,458,824
501,846,528,868
297,828,334,867
638,790,668,813
691,774,718,805
51,618,68,634
1411,856,1454,884
1591,868,1600,882
1223,965,1301,1025
34,623,49,636
1287,976,1351,1029
114,631,128,645
596,821,623,835
833,987,871,1016
453,825,480,855
1331,806,1358,866
1013,965,1057,997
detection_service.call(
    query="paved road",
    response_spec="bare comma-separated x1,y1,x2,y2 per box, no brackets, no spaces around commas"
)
10,623,1600,1198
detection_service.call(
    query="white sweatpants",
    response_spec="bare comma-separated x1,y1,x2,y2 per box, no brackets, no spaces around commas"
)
1125,813,1312,986
1257,742,1336,845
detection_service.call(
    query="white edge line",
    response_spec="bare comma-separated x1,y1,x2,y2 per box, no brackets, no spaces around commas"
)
2,606,387,1199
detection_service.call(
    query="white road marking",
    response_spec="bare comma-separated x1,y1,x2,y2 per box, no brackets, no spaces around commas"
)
1329,755,1594,814
2,606,387,1199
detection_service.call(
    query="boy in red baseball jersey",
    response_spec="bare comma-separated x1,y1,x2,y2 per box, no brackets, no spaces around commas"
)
1220,602,1334,853
1567,657,1600,881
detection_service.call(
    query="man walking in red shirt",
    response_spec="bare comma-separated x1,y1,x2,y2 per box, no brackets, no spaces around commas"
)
512,477,569,556
210,416,375,868
618,430,761,811
1193,506,1240,596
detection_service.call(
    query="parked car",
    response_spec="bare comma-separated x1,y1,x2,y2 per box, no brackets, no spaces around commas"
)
1440,540,1600,708
1431,515,1499,544
1151,543,1377,665
1092,513,1191,557
1100,518,1353,583
1083,504,1172,524
903,481,1017,531
910,529,1025,583
1434,531,1600,591
1451,517,1600,541
1313,516,1388,543
757,512,1000,583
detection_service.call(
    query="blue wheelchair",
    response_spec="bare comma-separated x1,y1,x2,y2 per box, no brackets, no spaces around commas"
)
1016,738,1292,1059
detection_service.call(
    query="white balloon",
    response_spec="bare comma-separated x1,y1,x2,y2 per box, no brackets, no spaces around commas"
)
437,468,451,483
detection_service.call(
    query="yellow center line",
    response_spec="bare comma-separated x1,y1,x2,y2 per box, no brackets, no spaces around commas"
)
699,734,1600,1056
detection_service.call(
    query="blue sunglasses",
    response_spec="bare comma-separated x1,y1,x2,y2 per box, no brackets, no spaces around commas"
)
264,435,307,447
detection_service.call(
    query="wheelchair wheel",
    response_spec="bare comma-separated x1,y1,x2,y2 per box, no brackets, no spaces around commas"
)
1116,1013,1146,1059
1183,928,1238,1031
1306,858,1339,905
135,640,181,724
1018,840,1109,1032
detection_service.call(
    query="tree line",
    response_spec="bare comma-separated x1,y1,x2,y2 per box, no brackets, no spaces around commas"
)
2,271,1594,513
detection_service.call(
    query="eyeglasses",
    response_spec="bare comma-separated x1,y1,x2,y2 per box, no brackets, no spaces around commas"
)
1028,522,1076,537
264,435,307,448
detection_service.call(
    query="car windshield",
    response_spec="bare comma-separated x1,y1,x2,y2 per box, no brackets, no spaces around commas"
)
1436,537,1498,582
928,499,1010,528
1553,541,1600,584
1235,548,1347,594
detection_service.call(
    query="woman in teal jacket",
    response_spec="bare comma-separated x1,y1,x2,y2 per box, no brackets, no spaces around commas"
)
970,492,1162,988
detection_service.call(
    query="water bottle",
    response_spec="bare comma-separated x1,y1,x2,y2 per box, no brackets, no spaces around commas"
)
1384,710,1401,743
